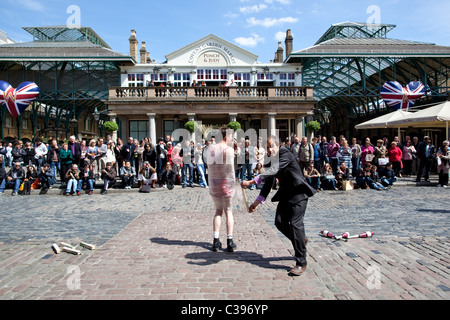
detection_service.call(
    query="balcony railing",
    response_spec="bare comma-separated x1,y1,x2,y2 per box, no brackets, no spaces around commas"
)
109,86,313,101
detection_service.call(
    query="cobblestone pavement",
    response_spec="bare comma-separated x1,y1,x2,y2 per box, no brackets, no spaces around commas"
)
0,182,448,301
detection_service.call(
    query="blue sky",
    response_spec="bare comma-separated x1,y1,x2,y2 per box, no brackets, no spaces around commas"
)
1,0,449,62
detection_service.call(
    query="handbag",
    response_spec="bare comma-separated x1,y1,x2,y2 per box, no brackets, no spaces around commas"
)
140,184,151,193
365,154,375,162
342,180,354,191
378,158,389,166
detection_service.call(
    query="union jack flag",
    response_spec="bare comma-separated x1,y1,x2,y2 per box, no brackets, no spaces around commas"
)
380,81,425,111
0,81,39,119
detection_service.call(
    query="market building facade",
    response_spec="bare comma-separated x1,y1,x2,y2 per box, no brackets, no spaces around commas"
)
107,30,315,143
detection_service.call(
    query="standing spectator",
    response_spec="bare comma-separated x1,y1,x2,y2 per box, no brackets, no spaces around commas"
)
105,142,117,169
11,142,26,166
361,137,375,168
337,139,352,175
0,162,25,195
95,138,108,176
68,136,81,167
411,136,420,175
114,138,124,173
436,140,449,188
402,139,416,177
23,142,36,167
320,136,329,168
373,139,387,169
34,138,47,171
327,136,340,174
86,140,98,177
194,143,208,188
79,139,88,167
22,164,38,195
38,163,56,193
241,139,254,184
415,136,435,183
181,140,194,188
120,160,136,189
134,139,145,173
350,137,361,178
121,137,136,168
254,140,266,169
80,162,95,195
290,136,300,162
0,158,6,189
298,137,314,172
47,139,60,177
388,141,403,177
143,143,157,170
65,163,82,196
59,143,73,184
100,162,116,195
312,137,322,173
156,138,168,176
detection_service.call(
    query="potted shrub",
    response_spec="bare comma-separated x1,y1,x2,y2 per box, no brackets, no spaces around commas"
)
227,121,241,131
305,120,321,133
102,121,119,133
184,121,198,133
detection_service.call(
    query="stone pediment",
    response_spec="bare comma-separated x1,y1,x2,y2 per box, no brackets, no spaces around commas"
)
164,34,259,66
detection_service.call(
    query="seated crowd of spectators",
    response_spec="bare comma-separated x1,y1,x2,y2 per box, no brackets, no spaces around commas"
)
0,132,449,196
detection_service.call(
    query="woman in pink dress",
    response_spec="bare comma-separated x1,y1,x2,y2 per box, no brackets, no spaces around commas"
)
360,137,375,167
205,128,236,253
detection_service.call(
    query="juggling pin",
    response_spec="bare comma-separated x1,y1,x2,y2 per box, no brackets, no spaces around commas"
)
320,230,334,238
346,231,375,239
335,232,350,240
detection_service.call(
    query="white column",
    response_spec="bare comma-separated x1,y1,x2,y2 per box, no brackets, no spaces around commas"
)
187,113,196,143
295,115,304,138
147,113,156,145
229,113,237,122
108,113,118,143
268,112,277,137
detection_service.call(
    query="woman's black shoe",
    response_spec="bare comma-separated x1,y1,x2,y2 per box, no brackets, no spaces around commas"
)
226,239,237,252
212,238,222,252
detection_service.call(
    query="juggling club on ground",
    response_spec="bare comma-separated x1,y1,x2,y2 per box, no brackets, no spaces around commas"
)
335,232,351,240
320,230,334,238
345,231,375,239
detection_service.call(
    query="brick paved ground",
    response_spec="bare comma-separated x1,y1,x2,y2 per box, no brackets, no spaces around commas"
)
0,177,449,301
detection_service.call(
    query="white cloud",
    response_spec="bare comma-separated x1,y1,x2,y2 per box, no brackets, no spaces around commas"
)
246,16,298,28
15,0,44,12
234,34,265,48
265,0,291,4
240,4,268,14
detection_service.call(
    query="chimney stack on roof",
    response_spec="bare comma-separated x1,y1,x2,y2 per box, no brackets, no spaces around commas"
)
129,29,138,62
285,29,293,59
275,42,284,63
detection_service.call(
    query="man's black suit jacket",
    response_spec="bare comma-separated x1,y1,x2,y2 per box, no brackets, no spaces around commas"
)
257,146,317,205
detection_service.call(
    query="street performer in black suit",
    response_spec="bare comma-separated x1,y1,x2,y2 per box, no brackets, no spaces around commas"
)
241,135,316,276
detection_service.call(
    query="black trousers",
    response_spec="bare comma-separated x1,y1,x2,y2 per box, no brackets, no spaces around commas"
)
275,198,308,267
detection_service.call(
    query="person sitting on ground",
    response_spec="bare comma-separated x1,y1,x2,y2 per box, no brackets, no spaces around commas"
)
336,162,350,190
38,163,56,194
0,162,25,196
304,162,321,191
138,161,157,190
320,163,337,190
100,162,116,195
356,163,374,189
370,165,387,190
158,162,176,190
81,162,95,195
65,163,82,196
379,162,397,187
0,158,6,190
120,160,136,189
22,164,38,195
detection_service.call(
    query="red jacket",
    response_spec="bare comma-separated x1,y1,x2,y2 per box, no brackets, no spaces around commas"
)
388,146,403,162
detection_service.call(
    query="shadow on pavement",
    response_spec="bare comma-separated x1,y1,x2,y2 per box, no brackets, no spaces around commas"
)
150,237,292,271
